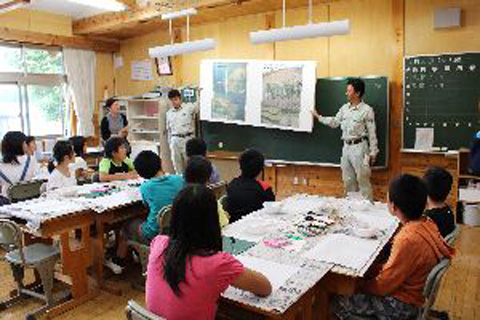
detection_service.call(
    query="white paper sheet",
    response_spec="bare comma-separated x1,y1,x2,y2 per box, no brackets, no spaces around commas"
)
236,255,299,291
131,60,153,81
302,233,381,271
414,127,434,150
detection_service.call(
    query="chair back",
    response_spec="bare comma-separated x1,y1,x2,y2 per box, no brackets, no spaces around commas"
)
445,225,461,246
418,258,451,320
0,219,24,263
208,180,227,199
7,180,43,203
125,300,164,320
157,205,172,235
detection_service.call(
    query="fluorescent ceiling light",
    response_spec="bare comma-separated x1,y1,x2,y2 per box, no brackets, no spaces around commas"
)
250,19,350,44
149,7,216,58
161,8,197,20
68,0,126,12
0,0,29,14
149,39,216,58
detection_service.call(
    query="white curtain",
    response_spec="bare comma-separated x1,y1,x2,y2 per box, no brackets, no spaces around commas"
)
63,48,96,137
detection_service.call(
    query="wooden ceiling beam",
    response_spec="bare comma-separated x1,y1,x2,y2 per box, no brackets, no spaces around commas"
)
0,27,120,52
73,0,342,39
72,0,230,36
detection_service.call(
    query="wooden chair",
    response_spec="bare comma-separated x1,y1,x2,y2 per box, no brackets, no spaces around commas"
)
128,206,171,290
444,225,461,246
125,300,164,320
7,180,43,203
417,258,451,320
0,219,68,320
208,180,228,199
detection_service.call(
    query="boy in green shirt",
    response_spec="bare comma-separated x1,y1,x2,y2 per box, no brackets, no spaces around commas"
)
99,137,138,182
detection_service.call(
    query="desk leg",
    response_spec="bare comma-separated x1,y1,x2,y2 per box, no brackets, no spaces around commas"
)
92,220,123,296
45,225,98,318
93,221,105,289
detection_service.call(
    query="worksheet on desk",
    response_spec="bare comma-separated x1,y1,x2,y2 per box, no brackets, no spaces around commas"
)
235,255,300,291
301,233,381,271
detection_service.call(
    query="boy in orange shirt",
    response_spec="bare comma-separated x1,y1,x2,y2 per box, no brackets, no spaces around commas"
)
333,174,454,319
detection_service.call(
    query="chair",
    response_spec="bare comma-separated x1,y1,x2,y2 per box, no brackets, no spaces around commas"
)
7,180,43,203
128,206,171,289
125,300,165,320
444,225,461,246
417,258,451,320
208,180,228,199
0,219,64,319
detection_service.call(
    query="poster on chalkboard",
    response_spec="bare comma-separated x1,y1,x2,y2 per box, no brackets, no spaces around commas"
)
200,59,316,133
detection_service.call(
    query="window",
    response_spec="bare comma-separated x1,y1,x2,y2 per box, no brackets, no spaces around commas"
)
0,44,68,138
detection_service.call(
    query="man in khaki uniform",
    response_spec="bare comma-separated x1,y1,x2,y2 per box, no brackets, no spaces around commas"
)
166,89,199,174
312,78,378,201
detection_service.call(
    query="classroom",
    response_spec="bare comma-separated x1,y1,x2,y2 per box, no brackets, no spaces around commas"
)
0,0,479,319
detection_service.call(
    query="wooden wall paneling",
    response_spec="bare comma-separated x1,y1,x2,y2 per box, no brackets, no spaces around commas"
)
0,27,119,52
405,0,480,55
390,0,405,180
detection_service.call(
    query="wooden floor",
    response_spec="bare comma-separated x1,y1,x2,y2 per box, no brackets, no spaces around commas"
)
1,226,479,320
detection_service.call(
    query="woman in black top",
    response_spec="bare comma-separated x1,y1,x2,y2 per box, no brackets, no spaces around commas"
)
100,98,128,143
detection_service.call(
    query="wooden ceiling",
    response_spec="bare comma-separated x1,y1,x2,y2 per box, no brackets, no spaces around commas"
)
73,0,341,40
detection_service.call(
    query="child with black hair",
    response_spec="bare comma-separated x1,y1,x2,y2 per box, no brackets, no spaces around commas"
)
46,141,77,191
226,149,275,222
113,150,184,271
99,137,137,182
0,131,38,198
68,136,88,179
146,184,271,319
333,174,454,320
186,138,221,184
25,136,43,162
423,166,455,237
184,156,229,227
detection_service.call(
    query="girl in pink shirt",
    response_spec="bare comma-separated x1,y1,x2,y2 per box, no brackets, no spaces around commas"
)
146,184,272,320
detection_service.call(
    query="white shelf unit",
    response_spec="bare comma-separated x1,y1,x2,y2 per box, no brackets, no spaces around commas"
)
126,99,163,144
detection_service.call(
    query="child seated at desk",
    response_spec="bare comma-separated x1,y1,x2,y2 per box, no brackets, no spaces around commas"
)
146,184,272,319
184,155,229,228
46,141,77,191
186,138,221,184
470,131,480,175
113,150,184,270
423,166,455,238
99,137,138,182
333,174,454,320
0,131,38,198
226,149,275,222
68,136,88,179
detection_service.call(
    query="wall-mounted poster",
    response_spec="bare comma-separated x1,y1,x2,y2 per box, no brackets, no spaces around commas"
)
200,59,316,132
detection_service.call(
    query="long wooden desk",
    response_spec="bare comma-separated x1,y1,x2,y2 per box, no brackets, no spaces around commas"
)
218,195,397,320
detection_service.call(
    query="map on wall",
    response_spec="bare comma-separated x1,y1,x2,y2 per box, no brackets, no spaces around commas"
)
261,64,303,128
212,62,247,121
200,59,316,132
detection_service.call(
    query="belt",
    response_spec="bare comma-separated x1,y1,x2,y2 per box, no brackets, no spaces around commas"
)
344,137,367,145
172,132,194,138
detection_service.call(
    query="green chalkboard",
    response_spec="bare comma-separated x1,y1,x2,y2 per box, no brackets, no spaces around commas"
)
403,53,480,149
201,77,389,166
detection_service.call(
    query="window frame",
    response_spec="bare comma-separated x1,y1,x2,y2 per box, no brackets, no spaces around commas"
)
0,43,68,138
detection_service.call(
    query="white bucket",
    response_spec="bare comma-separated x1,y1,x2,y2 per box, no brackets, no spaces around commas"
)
464,204,480,226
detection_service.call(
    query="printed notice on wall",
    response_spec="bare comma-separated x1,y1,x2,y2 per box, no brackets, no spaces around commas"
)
131,60,153,81
414,127,434,150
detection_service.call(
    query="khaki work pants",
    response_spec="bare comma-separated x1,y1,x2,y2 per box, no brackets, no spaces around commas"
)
340,140,373,201
169,136,189,174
